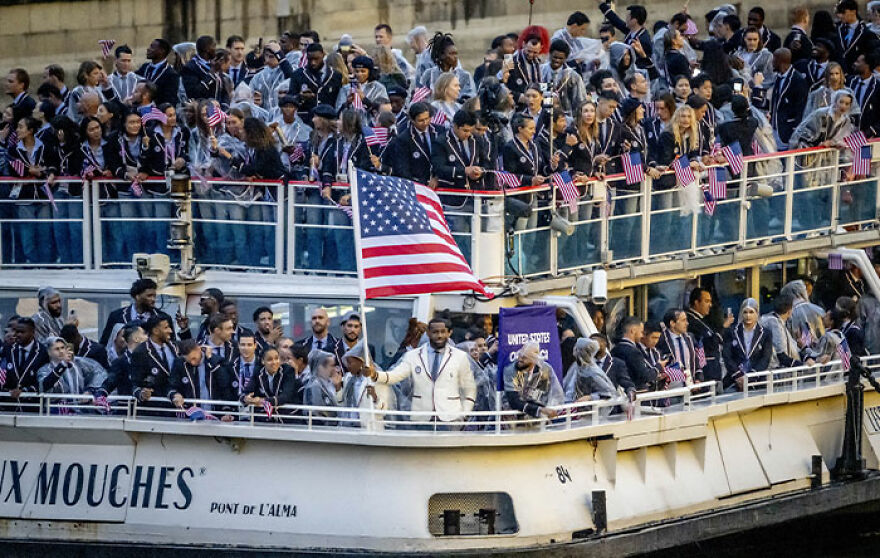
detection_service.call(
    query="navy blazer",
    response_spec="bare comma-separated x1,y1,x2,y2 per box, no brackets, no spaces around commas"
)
751,69,808,144
136,62,181,107
722,323,774,390
431,129,488,189
385,124,439,184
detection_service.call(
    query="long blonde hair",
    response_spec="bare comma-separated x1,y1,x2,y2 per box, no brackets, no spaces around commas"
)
433,71,457,101
575,100,599,143
325,52,350,85
371,45,402,75
670,106,699,153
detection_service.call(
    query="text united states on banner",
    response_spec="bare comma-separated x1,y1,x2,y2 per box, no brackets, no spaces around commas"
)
353,170,493,299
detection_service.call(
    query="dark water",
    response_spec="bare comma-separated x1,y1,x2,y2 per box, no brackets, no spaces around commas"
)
643,511,880,558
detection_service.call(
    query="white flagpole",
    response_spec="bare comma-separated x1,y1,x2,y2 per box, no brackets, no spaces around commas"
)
348,164,373,370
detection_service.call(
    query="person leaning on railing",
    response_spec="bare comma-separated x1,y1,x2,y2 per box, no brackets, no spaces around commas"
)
169,339,236,422
36,337,107,407
240,346,301,421
502,342,563,420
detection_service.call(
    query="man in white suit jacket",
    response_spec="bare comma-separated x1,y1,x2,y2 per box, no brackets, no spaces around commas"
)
370,318,476,423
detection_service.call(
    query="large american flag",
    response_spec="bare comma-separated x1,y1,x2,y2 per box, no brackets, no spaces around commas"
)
721,141,744,176
622,151,645,185
550,170,578,212
352,170,493,299
672,155,696,186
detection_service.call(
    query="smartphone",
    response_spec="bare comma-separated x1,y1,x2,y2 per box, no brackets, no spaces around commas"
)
726,307,733,317
504,53,514,64
69,309,77,318
273,318,282,329
733,82,743,93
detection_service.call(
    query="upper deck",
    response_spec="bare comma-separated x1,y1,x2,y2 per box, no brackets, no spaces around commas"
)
0,143,877,295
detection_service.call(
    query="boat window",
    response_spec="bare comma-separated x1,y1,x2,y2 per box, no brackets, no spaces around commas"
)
428,492,517,536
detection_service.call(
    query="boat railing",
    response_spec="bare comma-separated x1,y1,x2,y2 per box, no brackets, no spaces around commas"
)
0,142,876,278
2,355,876,435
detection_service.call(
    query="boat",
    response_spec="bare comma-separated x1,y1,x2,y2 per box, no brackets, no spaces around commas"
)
1,144,880,555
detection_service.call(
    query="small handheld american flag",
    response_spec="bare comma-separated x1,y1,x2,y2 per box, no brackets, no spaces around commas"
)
411,86,432,103
363,126,389,147
721,141,744,176
708,167,727,200
336,202,354,219
852,145,871,176
298,51,308,68
206,104,227,129
751,138,761,155
82,164,98,178
0,367,6,386
430,110,448,126
800,326,813,348
99,39,116,58
139,105,167,126
10,158,25,177
262,399,274,418
695,341,707,368
94,394,111,413
672,155,696,187
351,82,364,110
494,170,521,189
702,187,716,216
550,170,578,212
663,362,687,383
837,336,852,371
184,406,218,421
828,252,844,270
130,177,144,198
288,142,305,164
622,151,645,185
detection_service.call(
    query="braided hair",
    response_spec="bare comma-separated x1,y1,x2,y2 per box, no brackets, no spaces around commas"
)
428,32,455,67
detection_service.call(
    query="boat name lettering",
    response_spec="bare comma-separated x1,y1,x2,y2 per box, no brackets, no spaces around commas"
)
0,460,194,511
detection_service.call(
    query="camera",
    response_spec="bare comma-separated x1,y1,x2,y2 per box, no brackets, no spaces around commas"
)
133,253,171,288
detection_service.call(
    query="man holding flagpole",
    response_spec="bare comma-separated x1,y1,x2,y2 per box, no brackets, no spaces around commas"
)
347,166,489,426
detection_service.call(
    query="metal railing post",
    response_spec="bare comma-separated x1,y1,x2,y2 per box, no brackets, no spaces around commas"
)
641,178,652,262
81,179,93,269
738,162,749,245
285,182,296,274
91,180,103,268
275,181,285,275
784,153,795,239
830,148,841,232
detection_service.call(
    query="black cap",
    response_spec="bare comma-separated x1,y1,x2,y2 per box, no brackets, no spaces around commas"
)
313,104,337,119
619,97,642,120
351,55,374,70
279,94,300,107
387,86,407,98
